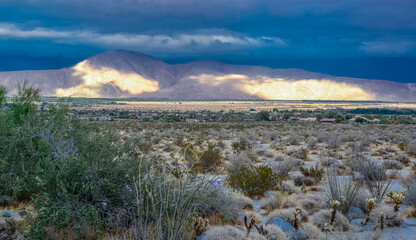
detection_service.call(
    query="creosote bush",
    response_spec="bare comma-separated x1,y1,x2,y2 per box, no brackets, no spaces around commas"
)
184,143,223,173
299,164,324,182
228,164,283,198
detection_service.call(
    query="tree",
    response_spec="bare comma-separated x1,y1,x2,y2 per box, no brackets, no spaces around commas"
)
0,85,6,106
257,110,270,121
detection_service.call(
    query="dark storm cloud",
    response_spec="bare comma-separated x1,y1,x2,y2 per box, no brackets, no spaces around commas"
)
0,0,416,82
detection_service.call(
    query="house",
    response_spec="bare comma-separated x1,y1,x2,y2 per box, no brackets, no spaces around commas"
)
369,118,380,123
186,118,200,123
300,117,317,122
320,118,336,123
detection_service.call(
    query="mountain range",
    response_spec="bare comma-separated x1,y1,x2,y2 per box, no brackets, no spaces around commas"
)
0,50,415,101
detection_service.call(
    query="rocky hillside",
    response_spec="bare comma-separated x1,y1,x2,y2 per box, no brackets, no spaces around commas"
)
0,50,415,101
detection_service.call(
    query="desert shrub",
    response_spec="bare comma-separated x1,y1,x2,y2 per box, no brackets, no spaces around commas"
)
307,137,317,149
407,140,416,156
354,158,396,202
163,144,175,152
384,146,396,153
290,222,324,240
286,148,308,160
232,137,251,151
228,164,283,198
184,143,222,173
242,149,258,161
279,182,297,194
398,142,407,151
261,225,286,240
404,180,416,206
256,148,274,158
287,134,302,145
275,153,284,161
309,209,350,231
324,173,361,215
299,164,324,182
294,177,316,186
135,138,152,154
272,158,302,178
260,191,291,212
298,194,325,215
382,160,404,170
395,154,411,165
131,162,228,240
173,135,184,146
227,152,253,175
198,225,245,240
194,143,222,173
0,85,5,106
404,207,416,218
231,194,254,211
26,123,146,239
327,135,342,149
369,205,404,227
266,207,308,225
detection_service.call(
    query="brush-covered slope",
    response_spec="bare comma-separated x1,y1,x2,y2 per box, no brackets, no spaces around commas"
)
0,50,415,101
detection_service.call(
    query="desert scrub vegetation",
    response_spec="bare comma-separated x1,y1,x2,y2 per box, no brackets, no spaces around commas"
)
227,163,283,198
183,143,223,173
2,84,416,239
0,84,233,239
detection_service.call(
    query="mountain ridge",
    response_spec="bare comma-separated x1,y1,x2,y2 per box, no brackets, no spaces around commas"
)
0,50,415,101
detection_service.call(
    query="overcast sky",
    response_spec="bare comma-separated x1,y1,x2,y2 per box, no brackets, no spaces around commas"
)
1,0,416,82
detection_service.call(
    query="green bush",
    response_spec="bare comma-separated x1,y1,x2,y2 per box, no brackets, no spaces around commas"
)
287,147,308,159
228,164,283,198
300,164,324,181
184,143,222,173
232,137,251,151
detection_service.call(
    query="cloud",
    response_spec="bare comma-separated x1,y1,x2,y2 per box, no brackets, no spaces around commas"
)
360,40,416,55
0,23,287,54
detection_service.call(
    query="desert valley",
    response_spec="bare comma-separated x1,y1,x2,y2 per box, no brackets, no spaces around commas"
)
2,1,416,240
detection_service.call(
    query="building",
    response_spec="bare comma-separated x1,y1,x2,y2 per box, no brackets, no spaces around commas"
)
320,118,336,123
186,118,200,123
300,117,317,122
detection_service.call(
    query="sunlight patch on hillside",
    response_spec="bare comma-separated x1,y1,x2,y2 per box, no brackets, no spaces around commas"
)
190,74,374,100
56,60,159,97
191,74,248,86
241,78,373,100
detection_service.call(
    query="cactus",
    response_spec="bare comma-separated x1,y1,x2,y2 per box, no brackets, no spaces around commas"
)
293,207,302,230
194,217,210,236
330,200,340,225
387,191,405,212
364,198,376,225
380,212,385,230
301,182,308,193
323,222,334,232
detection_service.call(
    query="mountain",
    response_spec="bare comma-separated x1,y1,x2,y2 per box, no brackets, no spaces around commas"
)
0,50,415,101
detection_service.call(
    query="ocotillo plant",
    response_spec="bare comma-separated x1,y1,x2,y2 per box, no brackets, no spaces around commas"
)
387,191,405,212
330,200,340,225
364,198,376,225
244,216,256,237
293,207,302,230
255,224,267,236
